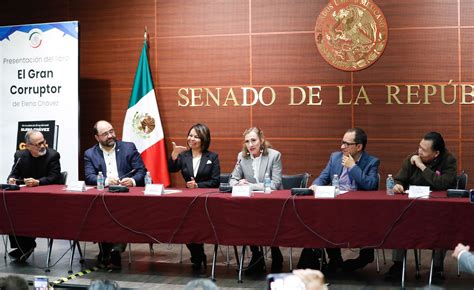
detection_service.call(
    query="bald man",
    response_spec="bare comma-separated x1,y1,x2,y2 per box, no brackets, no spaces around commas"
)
7,129,61,262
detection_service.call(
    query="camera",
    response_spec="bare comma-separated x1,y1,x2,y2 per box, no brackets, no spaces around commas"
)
267,273,306,290
34,276,49,290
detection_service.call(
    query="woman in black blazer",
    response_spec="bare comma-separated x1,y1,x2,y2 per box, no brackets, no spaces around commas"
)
168,123,220,272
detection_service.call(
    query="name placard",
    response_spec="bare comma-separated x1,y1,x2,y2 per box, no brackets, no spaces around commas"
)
66,181,86,192
232,185,252,197
408,185,430,199
144,184,164,195
314,186,336,198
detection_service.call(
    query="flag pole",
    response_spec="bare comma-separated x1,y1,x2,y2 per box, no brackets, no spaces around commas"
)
144,26,148,41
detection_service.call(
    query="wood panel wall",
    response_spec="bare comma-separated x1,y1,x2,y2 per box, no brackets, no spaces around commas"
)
2,0,473,188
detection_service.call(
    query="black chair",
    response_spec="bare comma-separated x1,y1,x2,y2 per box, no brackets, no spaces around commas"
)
282,173,310,190
457,171,468,190
46,171,84,273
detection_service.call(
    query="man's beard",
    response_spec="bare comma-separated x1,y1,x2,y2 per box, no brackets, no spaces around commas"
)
101,137,116,147
38,148,47,156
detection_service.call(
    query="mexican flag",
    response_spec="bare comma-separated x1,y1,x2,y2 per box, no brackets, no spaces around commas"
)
122,40,170,186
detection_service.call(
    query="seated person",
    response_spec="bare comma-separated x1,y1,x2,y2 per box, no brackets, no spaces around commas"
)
306,128,379,273
7,130,61,263
385,132,457,281
229,127,283,273
169,123,220,272
84,120,146,270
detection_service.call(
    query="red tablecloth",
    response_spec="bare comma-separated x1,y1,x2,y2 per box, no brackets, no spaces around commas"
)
0,185,471,249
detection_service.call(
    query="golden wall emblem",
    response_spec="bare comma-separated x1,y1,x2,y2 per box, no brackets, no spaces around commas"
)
315,0,388,71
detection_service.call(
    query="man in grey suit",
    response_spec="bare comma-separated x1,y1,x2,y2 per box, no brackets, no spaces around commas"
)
453,243,474,274
229,127,283,273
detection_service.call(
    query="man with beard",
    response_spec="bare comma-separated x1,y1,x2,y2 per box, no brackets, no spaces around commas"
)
7,129,61,262
84,120,146,270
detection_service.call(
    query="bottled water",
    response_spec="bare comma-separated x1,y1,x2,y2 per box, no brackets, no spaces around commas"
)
386,174,395,195
332,174,339,195
264,173,272,194
144,171,152,185
97,171,104,190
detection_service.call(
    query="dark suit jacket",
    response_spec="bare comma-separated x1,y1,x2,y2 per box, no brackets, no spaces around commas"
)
313,151,380,190
168,150,220,188
8,148,61,185
84,141,146,186
394,150,457,191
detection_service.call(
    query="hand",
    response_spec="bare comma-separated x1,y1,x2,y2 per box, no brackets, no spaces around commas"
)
309,185,317,192
410,155,426,171
393,184,404,194
452,243,470,259
238,179,248,185
108,176,120,185
7,178,16,185
186,177,198,189
292,269,326,290
119,177,134,187
23,178,39,187
342,154,356,168
171,142,187,160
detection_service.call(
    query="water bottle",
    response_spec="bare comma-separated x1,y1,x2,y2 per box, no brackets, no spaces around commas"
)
386,174,395,195
145,171,152,185
97,171,104,190
332,174,340,195
264,173,272,194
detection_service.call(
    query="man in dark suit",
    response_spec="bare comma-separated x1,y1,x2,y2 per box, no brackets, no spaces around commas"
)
306,127,380,273
7,129,61,262
84,120,146,270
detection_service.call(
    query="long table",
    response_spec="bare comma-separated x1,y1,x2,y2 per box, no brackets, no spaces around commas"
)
0,185,472,250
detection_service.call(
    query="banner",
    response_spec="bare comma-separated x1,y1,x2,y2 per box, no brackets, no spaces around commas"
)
0,21,79,181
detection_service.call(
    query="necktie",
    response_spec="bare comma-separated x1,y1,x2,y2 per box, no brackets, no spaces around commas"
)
339,167,352,191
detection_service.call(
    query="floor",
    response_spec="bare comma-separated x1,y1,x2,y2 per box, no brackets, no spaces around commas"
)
0,237,473,289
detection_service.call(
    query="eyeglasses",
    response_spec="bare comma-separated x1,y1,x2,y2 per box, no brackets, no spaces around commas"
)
29,140,47,148
341,141,357,147
99,129,115,138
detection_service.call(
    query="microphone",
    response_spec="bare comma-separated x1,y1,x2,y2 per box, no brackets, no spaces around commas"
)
2,157,22,190
118,169,136,180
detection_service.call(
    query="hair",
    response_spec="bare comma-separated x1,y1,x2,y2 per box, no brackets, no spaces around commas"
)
93,120,112,135
346,127,367,151
423,131,446,154
241,127,272,158
184,279,219,290
88,279,120,290
188,123,211,152
24,129,41,144
0,275,29,290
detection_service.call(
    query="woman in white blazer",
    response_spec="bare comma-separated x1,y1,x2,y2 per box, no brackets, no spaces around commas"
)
230,127,283,274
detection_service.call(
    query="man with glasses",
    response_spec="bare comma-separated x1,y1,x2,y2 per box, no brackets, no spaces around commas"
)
303,128,379,273
7,129,61,262
84,120,146,270
385,131,457,281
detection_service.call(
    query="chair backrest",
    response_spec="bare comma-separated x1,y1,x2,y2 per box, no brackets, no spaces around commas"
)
282,173,310,189
219,173,231,184
59,171,68,185
457,171,468,190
